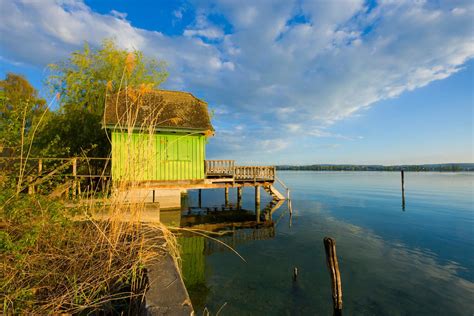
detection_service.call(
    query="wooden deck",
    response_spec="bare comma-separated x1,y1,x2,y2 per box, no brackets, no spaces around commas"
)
2,157,281,196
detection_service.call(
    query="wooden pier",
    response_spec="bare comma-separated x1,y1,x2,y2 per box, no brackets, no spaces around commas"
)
2,157,288,203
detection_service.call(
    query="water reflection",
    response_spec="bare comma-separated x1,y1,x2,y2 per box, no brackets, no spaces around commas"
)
169,195,285,311
166,173,474,315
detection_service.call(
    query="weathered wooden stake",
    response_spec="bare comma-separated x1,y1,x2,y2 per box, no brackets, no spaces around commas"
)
255,186,261,222
323,237,343,316
255,186,260,206
198,189,202,208
401,170,405,210
101,176,105,193
293,267,298,281
237,187,242,208
38,159,43,175
72,158,77,198
27,176,34,194
224,187,229,206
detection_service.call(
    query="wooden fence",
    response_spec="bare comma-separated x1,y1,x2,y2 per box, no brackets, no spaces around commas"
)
0,157,112,197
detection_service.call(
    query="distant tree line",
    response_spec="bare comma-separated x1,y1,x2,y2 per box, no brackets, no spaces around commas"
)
276,164,474,172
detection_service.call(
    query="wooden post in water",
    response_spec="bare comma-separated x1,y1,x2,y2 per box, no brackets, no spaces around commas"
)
323,237,343,316
255,186,261,222
198,189,202,208
401,170,405,210
237,187,242,209
224,187,229,207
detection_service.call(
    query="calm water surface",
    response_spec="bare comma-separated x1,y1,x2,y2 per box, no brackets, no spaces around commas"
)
175,171,474,315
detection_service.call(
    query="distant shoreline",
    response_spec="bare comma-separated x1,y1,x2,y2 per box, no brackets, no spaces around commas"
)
276,163,474,172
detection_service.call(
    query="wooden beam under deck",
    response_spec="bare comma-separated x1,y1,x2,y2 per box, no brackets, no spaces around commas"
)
117,179,275,190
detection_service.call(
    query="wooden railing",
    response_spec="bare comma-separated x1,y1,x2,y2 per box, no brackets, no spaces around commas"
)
204,160,235,177
0,157,111,178
0,157,112,197
204,160,276,182
234,166,275,181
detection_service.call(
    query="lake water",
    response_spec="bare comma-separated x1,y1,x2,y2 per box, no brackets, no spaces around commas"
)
174,171,474,315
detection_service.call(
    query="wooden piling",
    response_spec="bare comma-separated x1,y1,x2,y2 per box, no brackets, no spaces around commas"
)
224,187,229,206
401,170,405,210
293,267,298,281
323,237,343,316
237,187,242,208
255,186,260,206
255,186,261,222
198,189,202,208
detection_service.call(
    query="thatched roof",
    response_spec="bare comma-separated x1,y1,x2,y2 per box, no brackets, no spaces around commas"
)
104,89,214,135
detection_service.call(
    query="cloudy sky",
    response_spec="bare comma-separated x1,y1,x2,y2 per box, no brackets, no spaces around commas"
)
1,0,473,164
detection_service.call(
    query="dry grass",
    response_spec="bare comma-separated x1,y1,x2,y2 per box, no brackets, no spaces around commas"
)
1,186,182,314
1,62,183,314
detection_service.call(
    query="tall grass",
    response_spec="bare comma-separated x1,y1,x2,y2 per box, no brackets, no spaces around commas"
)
1,55,181,314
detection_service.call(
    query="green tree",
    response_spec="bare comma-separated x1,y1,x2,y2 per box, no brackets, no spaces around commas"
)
45,39,168,157
0,73,47,157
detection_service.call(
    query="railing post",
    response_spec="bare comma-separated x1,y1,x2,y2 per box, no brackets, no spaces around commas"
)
72,158,77,198
38,159,43,175
27,176,34,194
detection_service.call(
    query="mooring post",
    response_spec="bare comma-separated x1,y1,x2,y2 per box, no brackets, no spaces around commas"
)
224,187,229,207
237,187,242,209
401,170,405,210
255,185,260,206
323,237,343,316
198,189,202,208
255,186,261,222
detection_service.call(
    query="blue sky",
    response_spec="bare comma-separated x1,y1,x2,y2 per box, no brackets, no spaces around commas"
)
0,0,473,164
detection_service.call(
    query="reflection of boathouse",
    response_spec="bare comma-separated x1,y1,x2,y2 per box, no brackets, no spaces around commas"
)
175,201,285,308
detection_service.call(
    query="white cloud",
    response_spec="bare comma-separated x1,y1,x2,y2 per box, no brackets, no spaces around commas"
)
183,13,224,40
1,0,473,162
110,10,127,20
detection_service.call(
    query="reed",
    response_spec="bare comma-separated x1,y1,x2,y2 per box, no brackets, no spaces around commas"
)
1,59,181,314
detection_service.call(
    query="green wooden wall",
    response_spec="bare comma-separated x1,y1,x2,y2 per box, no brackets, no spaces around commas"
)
111,131,206,181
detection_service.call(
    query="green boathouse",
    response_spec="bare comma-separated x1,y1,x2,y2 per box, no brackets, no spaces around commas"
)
104,89,214,182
